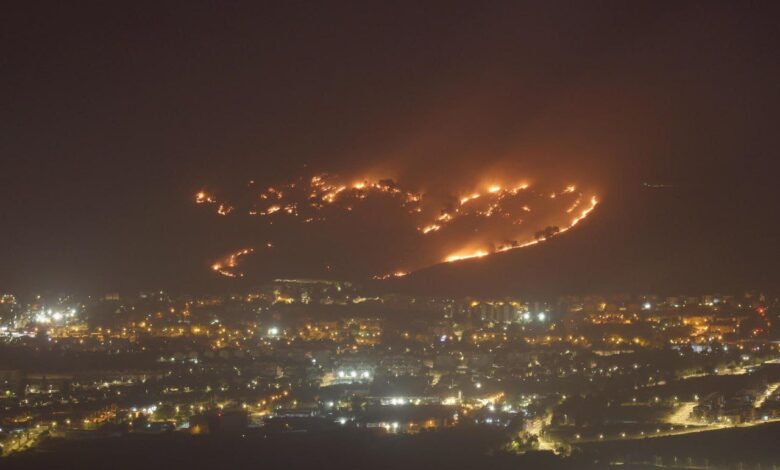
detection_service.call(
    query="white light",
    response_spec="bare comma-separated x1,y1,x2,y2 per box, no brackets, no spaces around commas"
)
440,335,447,342
349,370,357,378
475,382,482,389
52,312,64,321
338,417,347,425
361,371,370,379
537,313,546,322
337,371,345,378
643,302,652,310
267,327,279,336
522,312,531,321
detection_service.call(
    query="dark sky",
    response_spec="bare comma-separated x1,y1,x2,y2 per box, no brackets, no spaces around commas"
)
2,1,778,295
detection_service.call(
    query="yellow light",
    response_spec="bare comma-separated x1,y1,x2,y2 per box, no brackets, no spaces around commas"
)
445,250,488,263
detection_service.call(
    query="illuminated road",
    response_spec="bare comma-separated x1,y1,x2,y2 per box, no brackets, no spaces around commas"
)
754,382,780,409
574,377,780,445
569,416,780,446
514,410,559,453
525,415,557,451
679,366,749,380
1,425,49,457
665,402,701,426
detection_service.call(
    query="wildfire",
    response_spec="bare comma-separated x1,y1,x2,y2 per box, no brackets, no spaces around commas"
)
211,248,254,278
460,193,481,205
445,250,489,263
195,191,216,204
195,172,600,279
217,204,233,216
373,271,409,280
442,194,599,264
565,196,582,214
566,196,598,228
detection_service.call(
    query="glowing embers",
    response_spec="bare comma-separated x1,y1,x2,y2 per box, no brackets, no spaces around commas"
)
195,191,215,204
217,204,234,216
195,173,600,279
441,193,599,264
444,250,489,263
418,182,531,235
565,196,598,229
211,248,254,278
372,271,409,280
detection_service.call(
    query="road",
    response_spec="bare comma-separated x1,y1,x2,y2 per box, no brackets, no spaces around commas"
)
1,425,49,457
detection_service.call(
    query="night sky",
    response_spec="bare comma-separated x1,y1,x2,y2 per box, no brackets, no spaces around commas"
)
2,1,778,294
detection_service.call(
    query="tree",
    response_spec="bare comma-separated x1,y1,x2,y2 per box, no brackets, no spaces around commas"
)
535,226,560,240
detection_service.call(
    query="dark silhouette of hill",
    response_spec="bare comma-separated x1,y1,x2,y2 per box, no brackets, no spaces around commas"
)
385,180,778,297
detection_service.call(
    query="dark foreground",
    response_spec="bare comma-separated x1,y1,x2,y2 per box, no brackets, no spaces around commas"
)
5,423,780,470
